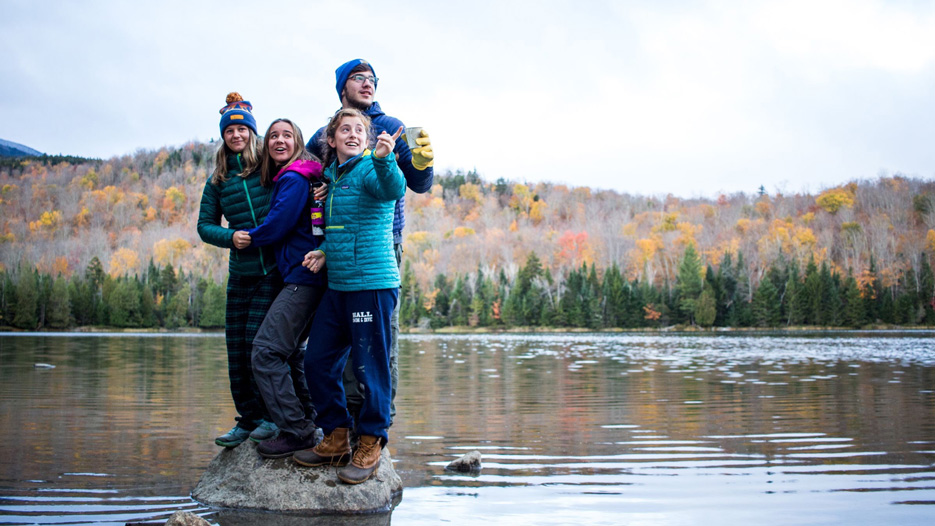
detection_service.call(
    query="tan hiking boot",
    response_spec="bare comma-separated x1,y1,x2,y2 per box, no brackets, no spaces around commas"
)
294,427,351,467
337,435,382,484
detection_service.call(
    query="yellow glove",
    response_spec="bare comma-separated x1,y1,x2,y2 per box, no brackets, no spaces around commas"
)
411,129,434,171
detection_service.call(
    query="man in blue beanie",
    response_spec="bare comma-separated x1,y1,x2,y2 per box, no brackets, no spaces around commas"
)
306,59,434,430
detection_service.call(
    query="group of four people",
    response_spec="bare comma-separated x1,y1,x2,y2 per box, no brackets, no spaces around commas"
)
197,58,434,484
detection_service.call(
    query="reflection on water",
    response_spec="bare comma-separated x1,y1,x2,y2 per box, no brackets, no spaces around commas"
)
1,332,934,525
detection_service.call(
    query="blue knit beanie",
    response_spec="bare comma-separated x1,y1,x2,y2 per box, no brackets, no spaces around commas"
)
219,92,258,135
335,59,376,101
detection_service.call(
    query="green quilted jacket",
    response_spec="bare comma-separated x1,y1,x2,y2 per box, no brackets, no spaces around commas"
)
197,153,277,276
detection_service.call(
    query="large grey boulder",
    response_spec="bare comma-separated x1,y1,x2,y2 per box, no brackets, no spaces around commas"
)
191,441,402,515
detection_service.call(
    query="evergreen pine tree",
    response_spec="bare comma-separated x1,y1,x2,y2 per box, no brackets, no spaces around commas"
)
842,272,865,328
585,264,602,329
676,243,704,325
0,270,13,326
562,267,585,327
784,259,805,326
895,267,919,325
695,283,717,327
46,275,72,329
449,276,471,327
624,279,644,328
161,264,178,300
470,266,492,327
400,261,422,328
732,251,753,326
766,257,788,322
140,283,157,328
920,254,935,325
704,265,725,327
719,252,737,325
878,285,896,324
191,277,208,327
85,257,105,324
602,263,626,328
109,278,142,327
37,273,52,328
68,275,93,326
199,281,226,328
431,274,451,328
12,269,38,329
752,275,780,327
803,256,821,325
165,282,190,328
818,261,840,326
864,255,880,323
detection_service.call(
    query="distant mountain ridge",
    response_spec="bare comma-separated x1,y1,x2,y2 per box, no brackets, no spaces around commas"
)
0,138,42,157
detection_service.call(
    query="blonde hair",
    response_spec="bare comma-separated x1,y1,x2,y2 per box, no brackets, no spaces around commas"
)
211,127,262,185
319,108,374,167
260,118,313,187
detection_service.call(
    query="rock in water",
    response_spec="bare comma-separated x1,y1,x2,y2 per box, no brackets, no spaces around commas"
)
191,440,402,515
445,450,482,473
164,510,211,525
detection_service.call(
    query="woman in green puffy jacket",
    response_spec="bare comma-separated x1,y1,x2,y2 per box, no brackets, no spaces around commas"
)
197,92,281,447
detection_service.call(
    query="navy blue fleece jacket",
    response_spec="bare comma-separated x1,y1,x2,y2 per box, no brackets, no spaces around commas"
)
246,159,326,287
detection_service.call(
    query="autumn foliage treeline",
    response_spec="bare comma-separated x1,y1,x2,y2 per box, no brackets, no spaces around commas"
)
1,142,934,329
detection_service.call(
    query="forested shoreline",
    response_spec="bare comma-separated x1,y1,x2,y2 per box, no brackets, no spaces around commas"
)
1,142,934,331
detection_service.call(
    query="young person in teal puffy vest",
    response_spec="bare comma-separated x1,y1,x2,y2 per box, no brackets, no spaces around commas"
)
196,92,281,448
293,108,405,484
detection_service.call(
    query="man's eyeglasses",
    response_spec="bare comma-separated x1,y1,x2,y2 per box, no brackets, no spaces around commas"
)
348,74,379,87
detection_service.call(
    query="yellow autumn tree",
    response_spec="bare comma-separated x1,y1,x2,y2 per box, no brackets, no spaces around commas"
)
459,183,483,204
675,222,702,248
509,183,534,216
652,212,679,233
76,169,98,190
451,226,476,238
73,207,91,229
816,187,854,214
28,210,63,237
529,199,547,224
109,248,140,277
153,149,170,172
52,257,69,276
163,186,185,210
153,238,193,266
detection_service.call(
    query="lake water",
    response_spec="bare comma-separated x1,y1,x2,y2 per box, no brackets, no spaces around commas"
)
1,332,934,525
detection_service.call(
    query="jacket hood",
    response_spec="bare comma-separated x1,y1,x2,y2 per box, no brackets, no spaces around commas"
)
275,159,323,182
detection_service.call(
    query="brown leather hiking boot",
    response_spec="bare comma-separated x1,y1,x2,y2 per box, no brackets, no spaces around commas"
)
294,427,351,467
337,435,382,484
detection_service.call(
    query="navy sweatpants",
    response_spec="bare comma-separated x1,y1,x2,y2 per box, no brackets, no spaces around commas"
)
304,288,397,444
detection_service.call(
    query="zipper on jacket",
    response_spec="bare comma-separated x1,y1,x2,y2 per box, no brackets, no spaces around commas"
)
241,176,269,276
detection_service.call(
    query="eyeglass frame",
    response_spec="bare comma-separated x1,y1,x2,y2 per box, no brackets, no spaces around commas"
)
347,74,379,88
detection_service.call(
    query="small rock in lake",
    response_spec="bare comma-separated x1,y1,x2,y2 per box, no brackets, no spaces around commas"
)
163,510,211,525
34,363,55,369
445,450,482,472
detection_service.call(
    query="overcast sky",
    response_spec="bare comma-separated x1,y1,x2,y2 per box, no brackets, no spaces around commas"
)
2,0,934,197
